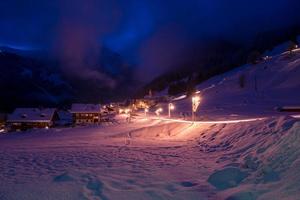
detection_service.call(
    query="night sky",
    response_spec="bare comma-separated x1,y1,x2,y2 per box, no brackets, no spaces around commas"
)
1,0,300,82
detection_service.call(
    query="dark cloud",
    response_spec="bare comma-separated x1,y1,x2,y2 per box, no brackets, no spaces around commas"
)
1,0,300,83
52,0,120,88
137,24,190,82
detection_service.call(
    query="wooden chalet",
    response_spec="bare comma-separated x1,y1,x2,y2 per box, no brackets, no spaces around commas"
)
7,108,58,131
70,104,102,125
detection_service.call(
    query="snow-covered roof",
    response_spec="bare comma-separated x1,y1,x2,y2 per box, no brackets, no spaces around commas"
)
7,108,57,123
70,104,101,113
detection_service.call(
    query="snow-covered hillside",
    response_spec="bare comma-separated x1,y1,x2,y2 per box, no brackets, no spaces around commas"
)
195,48,300,108
153,47,300,121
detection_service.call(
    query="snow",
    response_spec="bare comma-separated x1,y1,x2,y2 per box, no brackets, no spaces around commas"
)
0,116,300,200
1,43,300,199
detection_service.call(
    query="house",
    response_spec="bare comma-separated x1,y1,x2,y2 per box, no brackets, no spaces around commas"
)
69,104,102,125
7,108,58,131
133,99,156,109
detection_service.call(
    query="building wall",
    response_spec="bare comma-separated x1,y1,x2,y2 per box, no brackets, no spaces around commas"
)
9,122,51,131
73,113,101,125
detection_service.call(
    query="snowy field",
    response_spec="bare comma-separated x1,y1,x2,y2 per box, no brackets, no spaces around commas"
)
1,115,300,200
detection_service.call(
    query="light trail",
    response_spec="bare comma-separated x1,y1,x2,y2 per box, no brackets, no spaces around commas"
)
137,116,266,124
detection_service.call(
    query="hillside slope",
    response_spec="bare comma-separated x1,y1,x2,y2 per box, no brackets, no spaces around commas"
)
152,47,300,121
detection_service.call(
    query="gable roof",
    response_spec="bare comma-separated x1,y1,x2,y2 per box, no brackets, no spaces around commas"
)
70,104,101,113
7,108,57,123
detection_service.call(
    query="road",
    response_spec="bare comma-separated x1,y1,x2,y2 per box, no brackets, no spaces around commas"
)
135,113,300,125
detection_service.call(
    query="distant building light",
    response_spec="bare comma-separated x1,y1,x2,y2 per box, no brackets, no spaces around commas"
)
125,109,131,114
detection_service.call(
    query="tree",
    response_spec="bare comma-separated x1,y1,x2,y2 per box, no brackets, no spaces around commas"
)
168,81,187,96
186,83,196,97
247,51,262,65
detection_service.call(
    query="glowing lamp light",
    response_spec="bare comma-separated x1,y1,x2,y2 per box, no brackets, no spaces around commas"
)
119,109,124,114
168,103,175,118
125,109,131,114
192,95,201,121
155,108,163,116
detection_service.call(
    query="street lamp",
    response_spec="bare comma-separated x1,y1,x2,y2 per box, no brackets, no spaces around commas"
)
144,107,149,117
125,108,132,123
168,103,175,118
192,95,201,121
155,108,163,117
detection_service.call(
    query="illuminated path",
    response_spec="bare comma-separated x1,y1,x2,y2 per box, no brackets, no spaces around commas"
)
137,115,267,124
135,111,300,125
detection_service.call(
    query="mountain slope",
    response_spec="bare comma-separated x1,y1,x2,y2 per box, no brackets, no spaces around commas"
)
149,43,300,122
0,47,137,112
138,26,300,98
